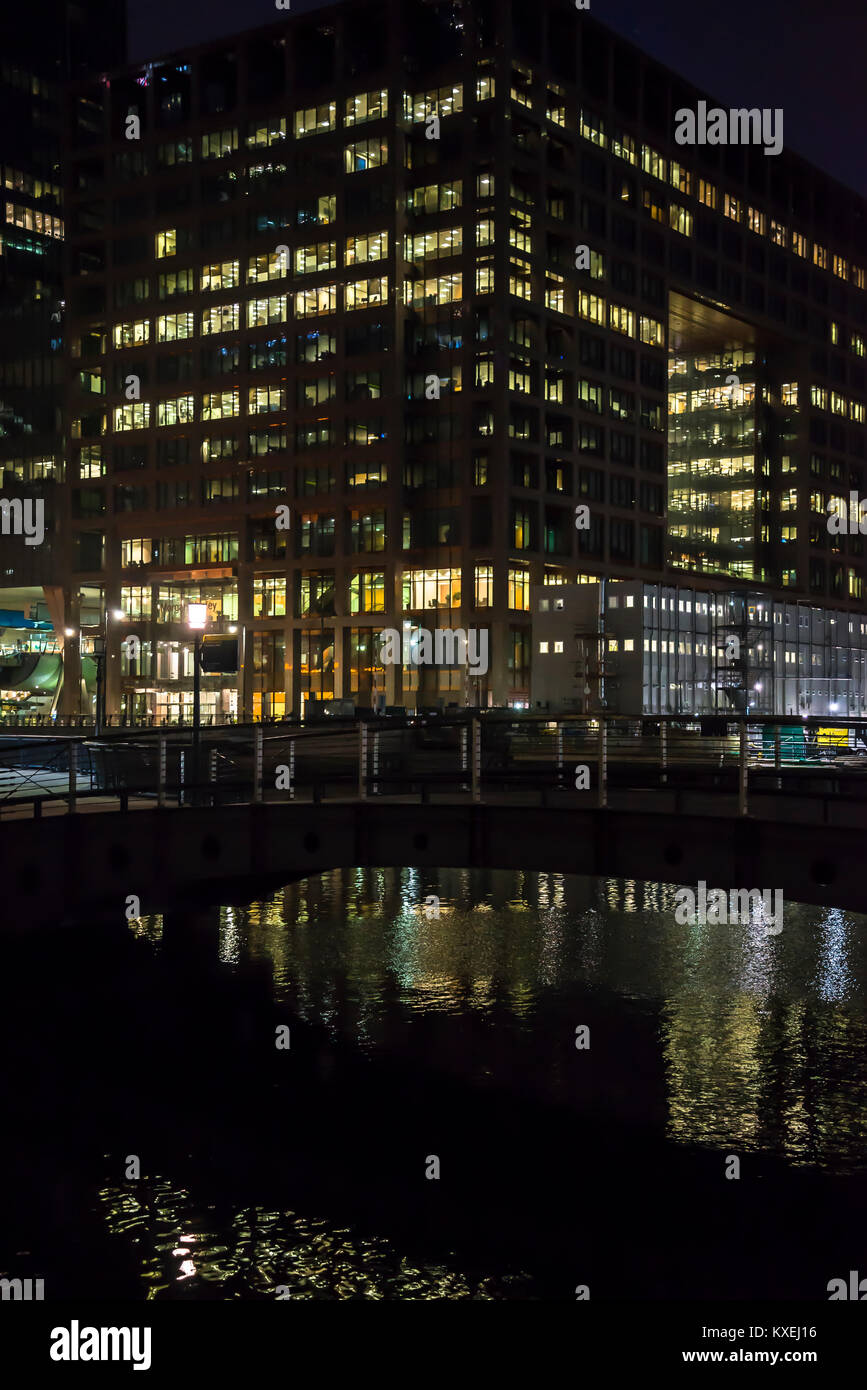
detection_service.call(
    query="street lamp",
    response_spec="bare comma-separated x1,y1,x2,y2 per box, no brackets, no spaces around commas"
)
92,635,106,738
187,602,207,803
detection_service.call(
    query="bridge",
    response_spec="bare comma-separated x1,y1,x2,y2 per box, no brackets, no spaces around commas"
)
2,714,867,925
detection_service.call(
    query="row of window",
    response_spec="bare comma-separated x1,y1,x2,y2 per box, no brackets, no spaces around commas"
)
110,279,390,347
579,108,867,294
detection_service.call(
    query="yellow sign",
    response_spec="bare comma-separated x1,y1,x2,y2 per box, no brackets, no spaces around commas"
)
817,727,848,747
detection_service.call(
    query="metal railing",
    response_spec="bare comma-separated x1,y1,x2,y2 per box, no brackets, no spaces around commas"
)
0,714,865,820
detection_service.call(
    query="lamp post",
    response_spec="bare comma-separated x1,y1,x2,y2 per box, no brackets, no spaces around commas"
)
92,635,106,738
187,602,207,804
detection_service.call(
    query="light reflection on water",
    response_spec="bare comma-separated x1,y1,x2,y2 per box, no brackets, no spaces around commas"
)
96,1181,523,1300
111,868,867,1298
132,868,867,1175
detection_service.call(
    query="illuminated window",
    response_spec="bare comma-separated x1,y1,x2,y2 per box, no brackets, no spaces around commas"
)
344,89,387,127
852,266,866,290
639,315,663,347
201,390,239,421
669,161,691,195
475,564,493,606
546,86,565,127
247,295,288,327
609,303,635,337
507,566,530,611
510,64,534,109
400,567,461,610
114,403,151,431
201,128,238,159
112,319,150,348
247,251,287,283
403,272,462,307
476,263,495,295
813,243,828,270
539,641,549,654
404,84,463,122
697,179,717,209
294,102,336,138
611,130,636,165
545,274,564,313
769,219,786,247
641,146,666,181
4,201,63,237
747,207,766,236
121,585,151,618
669,203,692,237
294,284,337,318
201,260,240,292
851,334,865,358
294,241,337,274
578,291,605,324
811,385,828,409
405,227,460,261
579,110,606,147
253,575,286,617
345,276,388,310
121,539,153,566
344,138,388,173
346,230,389,264
578,379,603,413
349,571,386,613
407,181,462,215
155,229,176,258
509,256,531,299
248,385,286,415
724,194,742,222
155,394,194,427
201,303,239,335
79,445,104,479
476,75,496,102
156,311,194,341
791,230,808,259
246,118,286,148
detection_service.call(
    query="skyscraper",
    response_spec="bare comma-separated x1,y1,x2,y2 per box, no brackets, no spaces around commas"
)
0,2,125,717
56,0,867,722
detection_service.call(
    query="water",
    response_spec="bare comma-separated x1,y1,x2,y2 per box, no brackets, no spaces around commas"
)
2,868,867,1300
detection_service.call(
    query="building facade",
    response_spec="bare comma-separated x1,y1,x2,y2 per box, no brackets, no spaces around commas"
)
0,1,125,718
531,581,867,717
58,0,867,722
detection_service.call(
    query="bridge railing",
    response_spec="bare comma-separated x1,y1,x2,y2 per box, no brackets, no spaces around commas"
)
0,714,865,819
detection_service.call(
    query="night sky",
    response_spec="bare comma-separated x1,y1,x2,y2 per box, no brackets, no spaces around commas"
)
127,0,867,198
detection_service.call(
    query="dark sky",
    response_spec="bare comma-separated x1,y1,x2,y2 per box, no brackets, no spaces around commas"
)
128,0,867,197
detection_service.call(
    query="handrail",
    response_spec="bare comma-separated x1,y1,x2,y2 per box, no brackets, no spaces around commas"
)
0,711,865,821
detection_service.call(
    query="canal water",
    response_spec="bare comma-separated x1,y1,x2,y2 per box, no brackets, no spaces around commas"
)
2,868,866,1300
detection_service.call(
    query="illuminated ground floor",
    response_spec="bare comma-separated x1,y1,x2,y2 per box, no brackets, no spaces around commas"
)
532,580,867,718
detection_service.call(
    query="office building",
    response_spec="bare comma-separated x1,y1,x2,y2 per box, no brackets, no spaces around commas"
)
58,0,867,722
